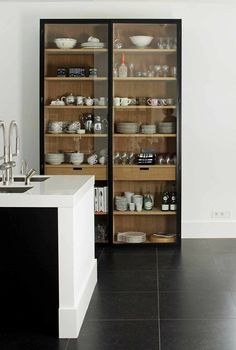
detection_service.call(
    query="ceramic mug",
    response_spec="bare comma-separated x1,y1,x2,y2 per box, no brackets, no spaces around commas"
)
113,97,121,106
76,96,84,105
98,97,106,106
85,97,93,106
120,97,132,106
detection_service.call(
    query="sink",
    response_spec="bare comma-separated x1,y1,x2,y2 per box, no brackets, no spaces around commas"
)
13,176,50,182
0,187,33,193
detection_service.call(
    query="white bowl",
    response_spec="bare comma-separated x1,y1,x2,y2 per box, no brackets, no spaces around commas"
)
129,36,153,48
54,38,77,49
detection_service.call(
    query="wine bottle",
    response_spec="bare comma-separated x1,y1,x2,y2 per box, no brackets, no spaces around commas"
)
170,191,177,211
161,191,169,211
118,53,128,78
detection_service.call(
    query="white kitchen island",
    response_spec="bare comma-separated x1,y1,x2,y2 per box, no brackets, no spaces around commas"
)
0,175,97,338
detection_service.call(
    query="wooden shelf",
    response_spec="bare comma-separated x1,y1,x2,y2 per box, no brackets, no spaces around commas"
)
95,212,108,215
45,48,108,54
113,77,176,81
44,77,107,81
45,105,107,109
114,209,176,216
45,133,107,138
113,105,176,109
113,165,175,168
113,48,176,54
45,164,106,168
114,133,176,138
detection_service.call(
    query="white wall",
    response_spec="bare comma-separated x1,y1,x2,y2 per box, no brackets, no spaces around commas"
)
0,1,236,237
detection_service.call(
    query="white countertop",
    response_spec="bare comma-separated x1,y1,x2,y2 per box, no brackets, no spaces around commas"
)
0,175,95,208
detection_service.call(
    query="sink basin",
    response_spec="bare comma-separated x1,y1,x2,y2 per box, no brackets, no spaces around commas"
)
13,176,50,182
0,187,33,193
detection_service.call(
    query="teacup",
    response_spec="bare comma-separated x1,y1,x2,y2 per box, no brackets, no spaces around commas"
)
147,98,159,106
120,97,131,106
87,154,98,165
48,121,63,133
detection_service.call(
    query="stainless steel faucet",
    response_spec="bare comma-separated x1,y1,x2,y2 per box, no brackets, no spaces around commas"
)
25,168,36,185
0,120,20,185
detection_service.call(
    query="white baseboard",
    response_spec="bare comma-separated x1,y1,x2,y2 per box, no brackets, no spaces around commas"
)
182,220,236,238
59,259,97,338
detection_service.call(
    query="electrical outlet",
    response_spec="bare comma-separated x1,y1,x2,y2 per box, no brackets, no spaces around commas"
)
212,210,231,219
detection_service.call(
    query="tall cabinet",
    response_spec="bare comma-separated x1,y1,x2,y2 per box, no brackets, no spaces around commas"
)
40,19,181,246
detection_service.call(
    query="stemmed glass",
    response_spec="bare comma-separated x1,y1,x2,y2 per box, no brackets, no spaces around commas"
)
113,28,123,49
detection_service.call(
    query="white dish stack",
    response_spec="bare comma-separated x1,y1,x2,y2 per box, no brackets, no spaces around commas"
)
117,231,147,243
45,153,64,165
116,123,139,134
141,124,156,134
157,122,176,134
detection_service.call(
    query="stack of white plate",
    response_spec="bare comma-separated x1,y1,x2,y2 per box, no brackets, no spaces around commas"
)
141,124,156,134
81,42,104,48
116,123,139,134
115,196,128,211
45,153,64,165
157,122,176,134
117,231,146,243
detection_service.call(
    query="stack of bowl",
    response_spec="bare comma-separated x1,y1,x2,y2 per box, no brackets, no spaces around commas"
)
141,124,156,134
54,38,77,49
115,196,128,211
45,153,64,165
116,122,139,134
157,122,176,134
70,152,84,165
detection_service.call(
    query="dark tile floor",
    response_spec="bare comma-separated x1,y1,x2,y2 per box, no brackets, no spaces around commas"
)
2,239,236,349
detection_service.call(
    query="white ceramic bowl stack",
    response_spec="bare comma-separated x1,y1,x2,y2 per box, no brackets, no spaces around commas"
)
157,122,176,134
116,122,139,134
70,152,84,165
54,38,77,49
115,196,128,211
129,35,154,48
141,124,156,134
45,153,64,165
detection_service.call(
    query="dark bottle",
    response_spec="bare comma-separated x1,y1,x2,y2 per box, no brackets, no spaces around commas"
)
161,191,170,211
170,192,177,211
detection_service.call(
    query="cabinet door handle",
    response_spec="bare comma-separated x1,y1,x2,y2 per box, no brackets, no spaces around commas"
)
139,167,149,171
73,167,83,170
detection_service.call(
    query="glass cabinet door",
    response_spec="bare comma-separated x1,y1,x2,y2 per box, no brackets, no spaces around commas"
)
112,21,179,245
41,21,109,243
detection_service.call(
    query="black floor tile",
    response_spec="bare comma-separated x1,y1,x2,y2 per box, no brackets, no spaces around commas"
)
158,269,228,291
207,239,236,253
85,290,158,320
67,320,159,350
159,291,236,319
97,269,157,291
158,251,217,270
160,319,236,350
102,246,157,254
0,332,68,350
98,252,157,270
213,253,236,271
159,239,210,255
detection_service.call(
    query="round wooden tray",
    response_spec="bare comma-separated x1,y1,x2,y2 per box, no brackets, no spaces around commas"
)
149,233,176,243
